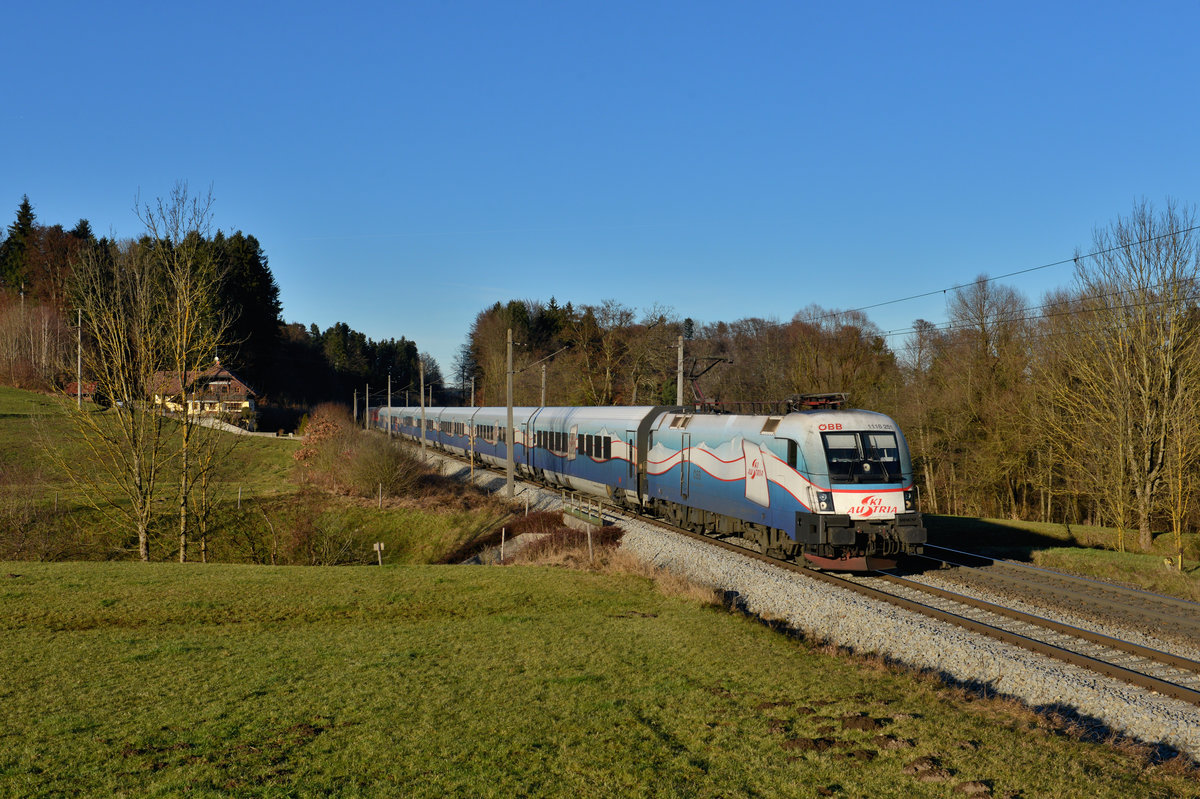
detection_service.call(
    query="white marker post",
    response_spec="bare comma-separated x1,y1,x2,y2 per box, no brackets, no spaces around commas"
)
373,542,384,566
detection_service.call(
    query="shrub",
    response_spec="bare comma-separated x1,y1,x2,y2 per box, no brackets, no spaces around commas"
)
346,434,424,498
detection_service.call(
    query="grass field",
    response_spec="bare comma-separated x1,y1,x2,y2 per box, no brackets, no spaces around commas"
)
1,562,1196,798
2,385,1199,794
0,387,510,564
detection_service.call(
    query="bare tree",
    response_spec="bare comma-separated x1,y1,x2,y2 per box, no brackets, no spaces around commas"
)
1041,288,1137,548
624,304,678,404
138,184,230,563
1162,369,1200,570
58,185,233,562
1065,199,1200,550
63,237,171,560
568,300,634,405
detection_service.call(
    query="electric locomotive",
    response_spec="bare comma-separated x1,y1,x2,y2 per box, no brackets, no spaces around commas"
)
371,397,925,570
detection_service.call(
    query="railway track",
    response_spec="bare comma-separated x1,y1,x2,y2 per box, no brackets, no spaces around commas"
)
913,544,1200,642
427,447,1200,708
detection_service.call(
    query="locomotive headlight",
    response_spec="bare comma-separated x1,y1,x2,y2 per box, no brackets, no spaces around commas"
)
817,491,832,511
904,489,916,511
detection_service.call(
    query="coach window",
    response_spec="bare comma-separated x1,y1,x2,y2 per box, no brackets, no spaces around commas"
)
603,436,612,461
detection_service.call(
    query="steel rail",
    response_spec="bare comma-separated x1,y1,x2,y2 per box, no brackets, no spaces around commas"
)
921,543,1200,616
870,572,1200,675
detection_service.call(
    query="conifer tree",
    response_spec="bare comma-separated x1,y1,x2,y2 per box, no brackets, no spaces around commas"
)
0,195,36,289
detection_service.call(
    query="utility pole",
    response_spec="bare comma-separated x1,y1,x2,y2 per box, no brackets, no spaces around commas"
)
419,360,426,461
470,377,475,407
353,389,357,424
76,309,82,409
387,372,392,438
540,364,546,406
676,335,684,406
365,383,369,430
506,327,515,498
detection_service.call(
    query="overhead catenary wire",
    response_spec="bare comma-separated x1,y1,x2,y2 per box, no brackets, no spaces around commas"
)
804,222,1200,325
876,277,1200,342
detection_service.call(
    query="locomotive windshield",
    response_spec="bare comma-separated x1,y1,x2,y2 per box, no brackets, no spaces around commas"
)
821,431,902,483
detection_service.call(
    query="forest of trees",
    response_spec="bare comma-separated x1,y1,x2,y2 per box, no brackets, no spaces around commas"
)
0,194,434,423
454,200,1200,561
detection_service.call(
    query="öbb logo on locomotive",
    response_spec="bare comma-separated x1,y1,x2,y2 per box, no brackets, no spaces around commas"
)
371,400,926,571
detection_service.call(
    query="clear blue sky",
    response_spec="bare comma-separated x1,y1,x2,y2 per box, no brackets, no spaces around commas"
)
4,1,1198,378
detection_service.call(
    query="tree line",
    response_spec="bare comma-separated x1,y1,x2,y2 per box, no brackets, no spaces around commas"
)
0,186,440,563
456,200,1198,566
4,187,1195,566
0,193,439,418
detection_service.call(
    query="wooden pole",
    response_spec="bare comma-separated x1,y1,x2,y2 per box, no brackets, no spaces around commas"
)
76,309,82,409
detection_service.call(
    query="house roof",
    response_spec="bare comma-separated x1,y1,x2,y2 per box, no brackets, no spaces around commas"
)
155,360,258,399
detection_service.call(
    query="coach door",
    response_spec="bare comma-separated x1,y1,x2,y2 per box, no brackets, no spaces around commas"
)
626,429,636,484
522,422,532,470
680,433,691,499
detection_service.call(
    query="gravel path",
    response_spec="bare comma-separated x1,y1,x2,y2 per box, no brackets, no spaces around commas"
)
432,454,1200,760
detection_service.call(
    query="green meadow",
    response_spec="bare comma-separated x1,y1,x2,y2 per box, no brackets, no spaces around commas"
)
1,385,1198,795
1,562,1196,798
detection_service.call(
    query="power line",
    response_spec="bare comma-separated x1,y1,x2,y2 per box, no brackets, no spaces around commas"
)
880,280,1200,344
806,223,1200,324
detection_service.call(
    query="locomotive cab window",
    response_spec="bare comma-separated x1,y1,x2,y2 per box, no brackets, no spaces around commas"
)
822,431,902,484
